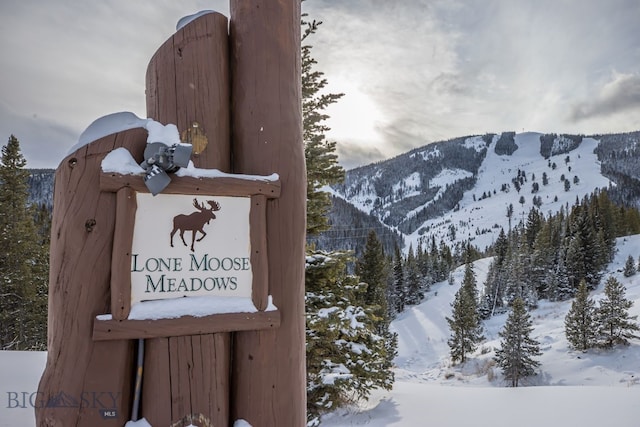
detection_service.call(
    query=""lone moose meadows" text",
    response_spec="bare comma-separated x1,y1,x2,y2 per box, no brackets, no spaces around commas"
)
132,253,251,294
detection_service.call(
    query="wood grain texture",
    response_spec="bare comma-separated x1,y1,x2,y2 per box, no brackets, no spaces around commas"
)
36,128,147,426
111,187,136,320
230,1,307,425
146,11,230,171
141,338,171,425
93,310,280,340
143,333,230,427
250,195,269,311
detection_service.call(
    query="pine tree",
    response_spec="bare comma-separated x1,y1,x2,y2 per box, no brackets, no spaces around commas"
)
564,280,597,351
623,255,636,277
404,245,423,306
494,298,541,387
505,235,537,308
480,229,510,317
390,244,406,314
355,230,397,372
416,241,434,287
0,135,48,350
305,251,394,425
595,277,639,348
356,231,387,312
302,17,345,237
447,258,484,363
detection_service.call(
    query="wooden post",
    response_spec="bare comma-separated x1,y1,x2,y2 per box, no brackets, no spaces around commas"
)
36,130,147,426
230,1,307,426
142,11,231,427
146,12,230,171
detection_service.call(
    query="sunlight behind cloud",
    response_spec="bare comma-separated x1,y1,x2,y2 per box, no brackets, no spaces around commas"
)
324,77,388,166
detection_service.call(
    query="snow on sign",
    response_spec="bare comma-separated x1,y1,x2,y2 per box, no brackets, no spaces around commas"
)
131,193,252,304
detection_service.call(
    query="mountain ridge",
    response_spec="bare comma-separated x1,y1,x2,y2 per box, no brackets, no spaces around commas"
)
323,130,640,254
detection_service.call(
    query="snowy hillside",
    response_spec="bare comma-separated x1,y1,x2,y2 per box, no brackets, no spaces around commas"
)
408,133,610,250
320,234,640,426
329,132,621,253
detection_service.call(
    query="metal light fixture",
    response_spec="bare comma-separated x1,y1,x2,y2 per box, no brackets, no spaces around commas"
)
140,142,193,195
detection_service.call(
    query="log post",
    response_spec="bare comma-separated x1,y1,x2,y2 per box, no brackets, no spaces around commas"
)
36,130,147,426
146,11,230,171
229,1,307,425
142,11,231,427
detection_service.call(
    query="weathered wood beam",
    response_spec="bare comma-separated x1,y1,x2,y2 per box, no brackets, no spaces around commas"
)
93,310,280,341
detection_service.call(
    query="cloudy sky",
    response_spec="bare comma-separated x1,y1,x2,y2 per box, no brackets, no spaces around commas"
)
1,1,639,169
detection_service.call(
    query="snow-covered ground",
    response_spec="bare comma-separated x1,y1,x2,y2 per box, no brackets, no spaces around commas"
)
321,234,640,426
3,236,640,426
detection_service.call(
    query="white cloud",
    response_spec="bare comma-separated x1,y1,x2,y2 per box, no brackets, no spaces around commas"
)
570,72,640,121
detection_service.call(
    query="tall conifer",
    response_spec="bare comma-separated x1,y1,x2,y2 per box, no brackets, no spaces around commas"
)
302,17,344,237
404,245,423,306
447,258,484,363
564,280,597,351
391,244,405,314
0,135,47,349
494,298,541,387
306,251,393,425
596,277,639,347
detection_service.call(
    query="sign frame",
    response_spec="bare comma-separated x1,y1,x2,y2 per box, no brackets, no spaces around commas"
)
92,171,281,341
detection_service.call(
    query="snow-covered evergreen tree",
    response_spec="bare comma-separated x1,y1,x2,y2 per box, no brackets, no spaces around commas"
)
355,230,398,375
356,231,388,315
302,18,344,237
480,229,509,317
306,251,394,425
404,245,423,306
595,277,639,348
447,257,484,363
504,234,538,308
564,280,598,351
623,255,636,277
494,298,541,387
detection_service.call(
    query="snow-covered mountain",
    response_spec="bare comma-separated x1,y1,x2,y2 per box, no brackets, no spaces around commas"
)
321,131,640,254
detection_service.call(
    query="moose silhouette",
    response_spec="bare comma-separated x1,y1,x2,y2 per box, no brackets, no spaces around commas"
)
170,198,221,252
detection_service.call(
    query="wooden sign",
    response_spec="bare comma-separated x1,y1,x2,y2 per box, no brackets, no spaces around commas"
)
131,194,252,303
92,170,281,341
